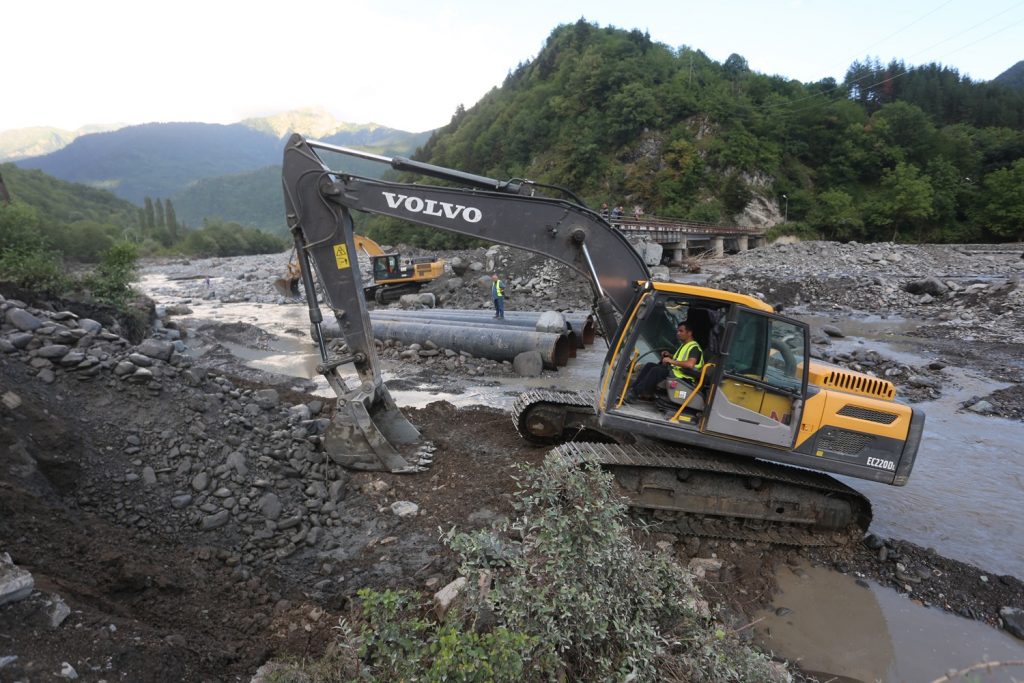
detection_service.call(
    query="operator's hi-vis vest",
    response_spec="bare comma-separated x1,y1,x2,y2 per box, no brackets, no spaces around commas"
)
671,340,703,379
492,279,504,298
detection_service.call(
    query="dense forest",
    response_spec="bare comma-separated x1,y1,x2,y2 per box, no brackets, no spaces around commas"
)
367,21,1024,247
0,163,285,285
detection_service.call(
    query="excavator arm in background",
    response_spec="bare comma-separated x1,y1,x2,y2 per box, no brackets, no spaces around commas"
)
281,134,650,471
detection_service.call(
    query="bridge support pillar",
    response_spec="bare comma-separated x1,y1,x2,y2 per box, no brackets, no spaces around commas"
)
737,235,749,252
751,236,765,249
711,236,724,258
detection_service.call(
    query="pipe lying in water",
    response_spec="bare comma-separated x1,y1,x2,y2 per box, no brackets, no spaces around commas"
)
372,309,596,347
316,318,571,369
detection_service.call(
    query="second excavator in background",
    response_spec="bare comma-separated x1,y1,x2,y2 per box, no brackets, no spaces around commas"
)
280,135,925,546
274,234,444,303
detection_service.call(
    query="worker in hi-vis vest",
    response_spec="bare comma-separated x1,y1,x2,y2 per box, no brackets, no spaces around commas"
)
491,274,505,319
628,321,704,401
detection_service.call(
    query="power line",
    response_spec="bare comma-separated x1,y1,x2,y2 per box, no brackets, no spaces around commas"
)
757,3,1024,117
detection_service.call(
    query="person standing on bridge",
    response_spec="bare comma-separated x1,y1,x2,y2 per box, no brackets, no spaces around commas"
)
491,274,506,319
633,204,644,219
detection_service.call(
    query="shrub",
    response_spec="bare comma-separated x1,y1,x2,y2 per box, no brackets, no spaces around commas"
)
0,247,69,293
82,241,139,306
446,456,783,682
270,459,784,682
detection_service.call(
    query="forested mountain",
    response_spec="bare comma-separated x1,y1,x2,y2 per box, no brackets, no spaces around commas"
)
173,124,432,236
0,124,125,162
994,60,1024,91
367,21,1024,246
11,114,431,231
0,163,138,261
15,123,282,204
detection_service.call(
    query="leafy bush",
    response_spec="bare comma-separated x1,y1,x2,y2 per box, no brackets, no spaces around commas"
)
446,456,782,682
0,247,69,292
81,242,139,306
270,458,782,682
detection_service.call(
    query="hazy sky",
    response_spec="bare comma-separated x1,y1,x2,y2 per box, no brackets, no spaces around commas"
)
5,0,1022,134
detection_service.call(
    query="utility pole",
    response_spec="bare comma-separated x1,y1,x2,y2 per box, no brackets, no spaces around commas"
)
782,194,788,222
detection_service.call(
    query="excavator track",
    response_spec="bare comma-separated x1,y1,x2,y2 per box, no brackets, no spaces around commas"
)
513,391,870,546
551,441,871,547
512,389,616,444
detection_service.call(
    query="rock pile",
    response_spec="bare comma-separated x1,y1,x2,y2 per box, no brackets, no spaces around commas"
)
711,241,1024,345
0,294,430,589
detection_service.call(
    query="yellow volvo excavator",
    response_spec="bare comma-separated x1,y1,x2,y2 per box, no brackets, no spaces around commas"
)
281,135,925,545
275,234,444,303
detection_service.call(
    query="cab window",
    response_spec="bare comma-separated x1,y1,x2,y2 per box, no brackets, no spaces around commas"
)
725,311,805,392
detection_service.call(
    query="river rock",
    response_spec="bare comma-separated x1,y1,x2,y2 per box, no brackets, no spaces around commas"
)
535,311,566,334
5,308,43,332
449,257,469,276
390,501,419,517
1000,606,1024,639
137,338,173,362
512,350,543,377
254,389,280,410
259,492,282,520
0,553,34,607
35,344,70,359
821,324,845,338
200,510,230,530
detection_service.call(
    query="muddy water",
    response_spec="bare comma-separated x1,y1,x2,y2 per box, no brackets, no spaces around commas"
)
797,314,1024,578
756,563,1024,682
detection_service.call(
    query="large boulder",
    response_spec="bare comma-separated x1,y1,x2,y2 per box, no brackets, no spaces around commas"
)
535,311,567,334
904,277,948,297
513,350,544,377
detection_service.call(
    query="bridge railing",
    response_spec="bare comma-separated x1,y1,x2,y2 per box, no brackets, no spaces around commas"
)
607,215,764,236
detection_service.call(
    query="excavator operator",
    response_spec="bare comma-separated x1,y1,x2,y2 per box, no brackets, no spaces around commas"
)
628,321,704,402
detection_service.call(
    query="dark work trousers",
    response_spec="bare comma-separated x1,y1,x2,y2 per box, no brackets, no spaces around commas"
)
631,362,670,397
493,297,504,318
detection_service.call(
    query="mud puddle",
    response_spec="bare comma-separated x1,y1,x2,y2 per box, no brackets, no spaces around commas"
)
796,313,1024,577
756,562,1024,682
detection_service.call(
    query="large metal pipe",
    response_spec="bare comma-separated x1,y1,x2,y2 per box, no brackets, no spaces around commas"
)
369,310,582,354
376,309,596,346
370,311,579,358
317,318,571,369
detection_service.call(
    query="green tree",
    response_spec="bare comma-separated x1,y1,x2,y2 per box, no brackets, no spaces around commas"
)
871,162,935,241
165,198,179,240
974,159,1024,240
143,197,155,232
156,197,166,229
807,189,864,240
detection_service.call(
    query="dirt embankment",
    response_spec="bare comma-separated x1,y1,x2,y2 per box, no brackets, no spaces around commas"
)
3,240,1023,680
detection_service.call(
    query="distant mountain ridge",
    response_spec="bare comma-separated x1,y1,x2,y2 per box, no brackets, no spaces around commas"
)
0,123,125,161
15,122,282,204
11,110,431,223
994,60,1024,90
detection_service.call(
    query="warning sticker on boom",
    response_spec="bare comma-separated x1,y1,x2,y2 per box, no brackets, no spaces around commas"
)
333,244,351,270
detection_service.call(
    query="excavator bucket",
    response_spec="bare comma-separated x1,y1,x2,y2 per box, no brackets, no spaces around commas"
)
321,383,422,472
273,275,300,297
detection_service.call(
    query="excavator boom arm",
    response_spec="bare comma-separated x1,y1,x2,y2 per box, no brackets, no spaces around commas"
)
281,134,649,471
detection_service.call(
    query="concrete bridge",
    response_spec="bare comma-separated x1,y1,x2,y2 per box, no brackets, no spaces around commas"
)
608,215,766,262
